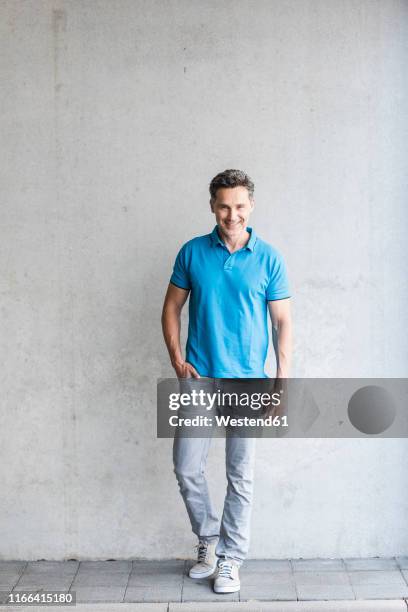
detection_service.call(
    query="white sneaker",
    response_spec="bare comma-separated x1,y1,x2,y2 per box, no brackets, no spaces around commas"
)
213,558,240,593
189,540,218,579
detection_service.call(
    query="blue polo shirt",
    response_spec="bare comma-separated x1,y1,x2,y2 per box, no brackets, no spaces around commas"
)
170,225,290,378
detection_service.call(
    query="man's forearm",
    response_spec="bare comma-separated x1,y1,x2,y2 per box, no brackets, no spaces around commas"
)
161,308,184,367
273,319,292,378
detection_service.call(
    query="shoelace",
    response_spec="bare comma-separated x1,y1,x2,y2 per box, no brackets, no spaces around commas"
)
217,560,234,578
195,541,208,563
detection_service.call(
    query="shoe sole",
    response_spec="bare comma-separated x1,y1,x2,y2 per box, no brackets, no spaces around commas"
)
189,564,218,579
213,584,240,593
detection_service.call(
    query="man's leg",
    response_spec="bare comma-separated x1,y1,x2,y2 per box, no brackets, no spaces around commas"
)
172,433,220,542
172,376,219,543
173,431,220,579
215,433,257,567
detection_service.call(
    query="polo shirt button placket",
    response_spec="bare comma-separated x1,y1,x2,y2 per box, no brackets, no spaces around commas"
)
223,253,233,271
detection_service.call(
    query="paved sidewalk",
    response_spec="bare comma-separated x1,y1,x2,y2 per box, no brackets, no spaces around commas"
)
0,557,407,610
1,603,407,612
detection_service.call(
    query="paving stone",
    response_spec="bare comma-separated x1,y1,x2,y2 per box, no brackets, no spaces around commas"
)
71,586,126,602
242,560,292,572
240,582,297,600
294,572,350,587
0,590,13,605
171,603,408,612
13,579,73,591
14,572,74,585
352,583,408,599
297,584,355,600
128,571,183,587
134,561,185,575
182,578,239,602
74,571,130,586
133,560,184,572
293,559,345,572
344,558,398,571
26,561,79,575
5,605,169,612
396,556,408,569
348,570,406,586
0,561,26,572
240,571,294,587
4,602,406,612
79,561,131,573
130,561,184,587
18,577,76,587
0,572,23,587
72,573,130,586
75,569,130,577
134,560,185,570
124,585,181,602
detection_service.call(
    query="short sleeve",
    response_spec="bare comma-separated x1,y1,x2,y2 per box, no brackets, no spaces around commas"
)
266,253,291,301
170,244,191,290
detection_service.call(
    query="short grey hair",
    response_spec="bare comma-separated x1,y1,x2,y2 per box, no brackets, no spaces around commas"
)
209,169,255,202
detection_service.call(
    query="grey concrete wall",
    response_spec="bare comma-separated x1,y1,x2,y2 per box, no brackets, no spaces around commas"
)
1,0,407,560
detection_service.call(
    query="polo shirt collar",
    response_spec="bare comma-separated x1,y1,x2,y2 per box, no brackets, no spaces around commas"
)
246,226,257,251
210,225,257,251
210,225,225,247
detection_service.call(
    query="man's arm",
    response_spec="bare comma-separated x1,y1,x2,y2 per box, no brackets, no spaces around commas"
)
268,298,292,378
161,283,200,378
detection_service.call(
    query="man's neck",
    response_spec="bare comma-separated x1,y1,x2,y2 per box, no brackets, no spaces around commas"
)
218,226,251,253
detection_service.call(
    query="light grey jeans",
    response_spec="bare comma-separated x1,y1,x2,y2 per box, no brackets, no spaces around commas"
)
172,377,257,567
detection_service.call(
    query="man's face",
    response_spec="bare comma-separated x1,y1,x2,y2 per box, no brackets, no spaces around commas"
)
210,186,254,240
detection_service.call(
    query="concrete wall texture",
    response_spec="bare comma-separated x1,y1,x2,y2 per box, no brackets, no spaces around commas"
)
1,0,407,560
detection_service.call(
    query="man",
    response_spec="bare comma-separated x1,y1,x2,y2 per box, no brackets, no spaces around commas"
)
161,169,292,593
